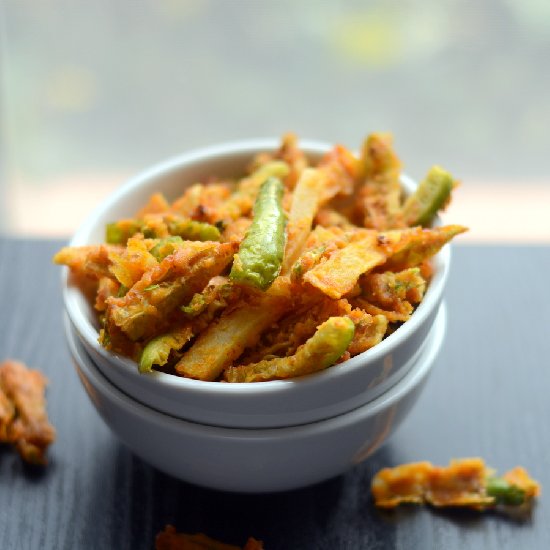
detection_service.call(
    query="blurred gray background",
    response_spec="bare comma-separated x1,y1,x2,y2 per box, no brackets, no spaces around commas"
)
1,0,549,236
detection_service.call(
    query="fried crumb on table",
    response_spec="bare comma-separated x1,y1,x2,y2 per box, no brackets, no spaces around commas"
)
155,525,264,550
372,458,540,512
0,359,56,464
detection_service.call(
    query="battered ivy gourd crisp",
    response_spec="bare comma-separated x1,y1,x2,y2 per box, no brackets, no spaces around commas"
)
54,132,467,382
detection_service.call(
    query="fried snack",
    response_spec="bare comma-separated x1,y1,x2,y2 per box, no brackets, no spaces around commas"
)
105,241,237,342
282,168,327,273
403,166,456,227
175,284,291,381
56,132,467,381
378,225,467,272
155,525,264,550
230,177,286,290
213,161,289,224
0,360,56,464
357,132,404,230
106,216,221,244
303,234,386,299
224,316,355,383
372,458,540,511
351,268,426,323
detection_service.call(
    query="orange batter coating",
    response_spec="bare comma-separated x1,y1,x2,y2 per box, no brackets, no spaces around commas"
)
0,360,56,464
155,525,264,550
55,133,467,381
372,458,540,510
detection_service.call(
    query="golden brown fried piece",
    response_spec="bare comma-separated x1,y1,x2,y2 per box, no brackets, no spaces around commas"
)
238,296,352,365
170,183,232,222
378,225,468,272
105,241,237,342
54,244,121,280
303,234,385,299
0,360,56,464
0,384,15,440
357,132,405,230
317,144,361,201
155,525,264,550
372,458,541,511
276,132,309,190
175,282,292,381
55,131,467,381
351,268,426,323
346,309,388,356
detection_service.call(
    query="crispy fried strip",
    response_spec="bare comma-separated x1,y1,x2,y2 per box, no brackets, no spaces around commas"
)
318,144,361,201
351,268,427,323
372,458,541,510
225,316,355,383
346,310,388,356
140,278,238,373
106,241,237,341
239,296,352,364
108,237,159,288
170,183,232,222
303,235,385,299
282,168,328,274
0,385,15,440
106,215,221,244
357,132,404,230
0,360,56,464
139,326,194,373
53,244,121,280
230,177,286,290
212,161,289,224
176,281,292,381
379,225,468,272
155,525,264,550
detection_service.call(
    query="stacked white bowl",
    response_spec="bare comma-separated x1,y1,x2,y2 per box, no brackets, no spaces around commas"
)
62,141,450,493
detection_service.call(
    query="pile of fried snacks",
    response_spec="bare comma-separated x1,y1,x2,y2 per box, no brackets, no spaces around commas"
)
372,458,540,510
55,132,467,382
0,359,56,464
155,525,264,550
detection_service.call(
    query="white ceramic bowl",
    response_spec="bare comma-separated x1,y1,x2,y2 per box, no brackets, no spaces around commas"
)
65,303,446,493
63,140,451,428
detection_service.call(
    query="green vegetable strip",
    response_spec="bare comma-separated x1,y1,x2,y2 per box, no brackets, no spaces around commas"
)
105,217,220,245
230,177,286,290
139,326,193,373
402,166,455,227
106,220,141,244
149,236,184,261
167,219,220,241
225,316,355,383
486,477,526,506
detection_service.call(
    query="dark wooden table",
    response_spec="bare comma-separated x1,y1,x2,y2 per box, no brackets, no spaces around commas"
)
1,239,549,550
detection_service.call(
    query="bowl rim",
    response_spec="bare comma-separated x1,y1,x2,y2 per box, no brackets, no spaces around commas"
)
62,138,451,396
66,302,445,437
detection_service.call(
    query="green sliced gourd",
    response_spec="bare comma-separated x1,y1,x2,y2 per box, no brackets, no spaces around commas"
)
486,477,527,506
139,327,192,373
402,166,455,227
106,220,142,244
230,177,286,290
167,219,220,241
224,316,355,382
149,236,184,261
105,218,220,245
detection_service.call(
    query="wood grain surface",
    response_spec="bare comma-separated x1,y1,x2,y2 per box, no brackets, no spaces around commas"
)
0,239,548,550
